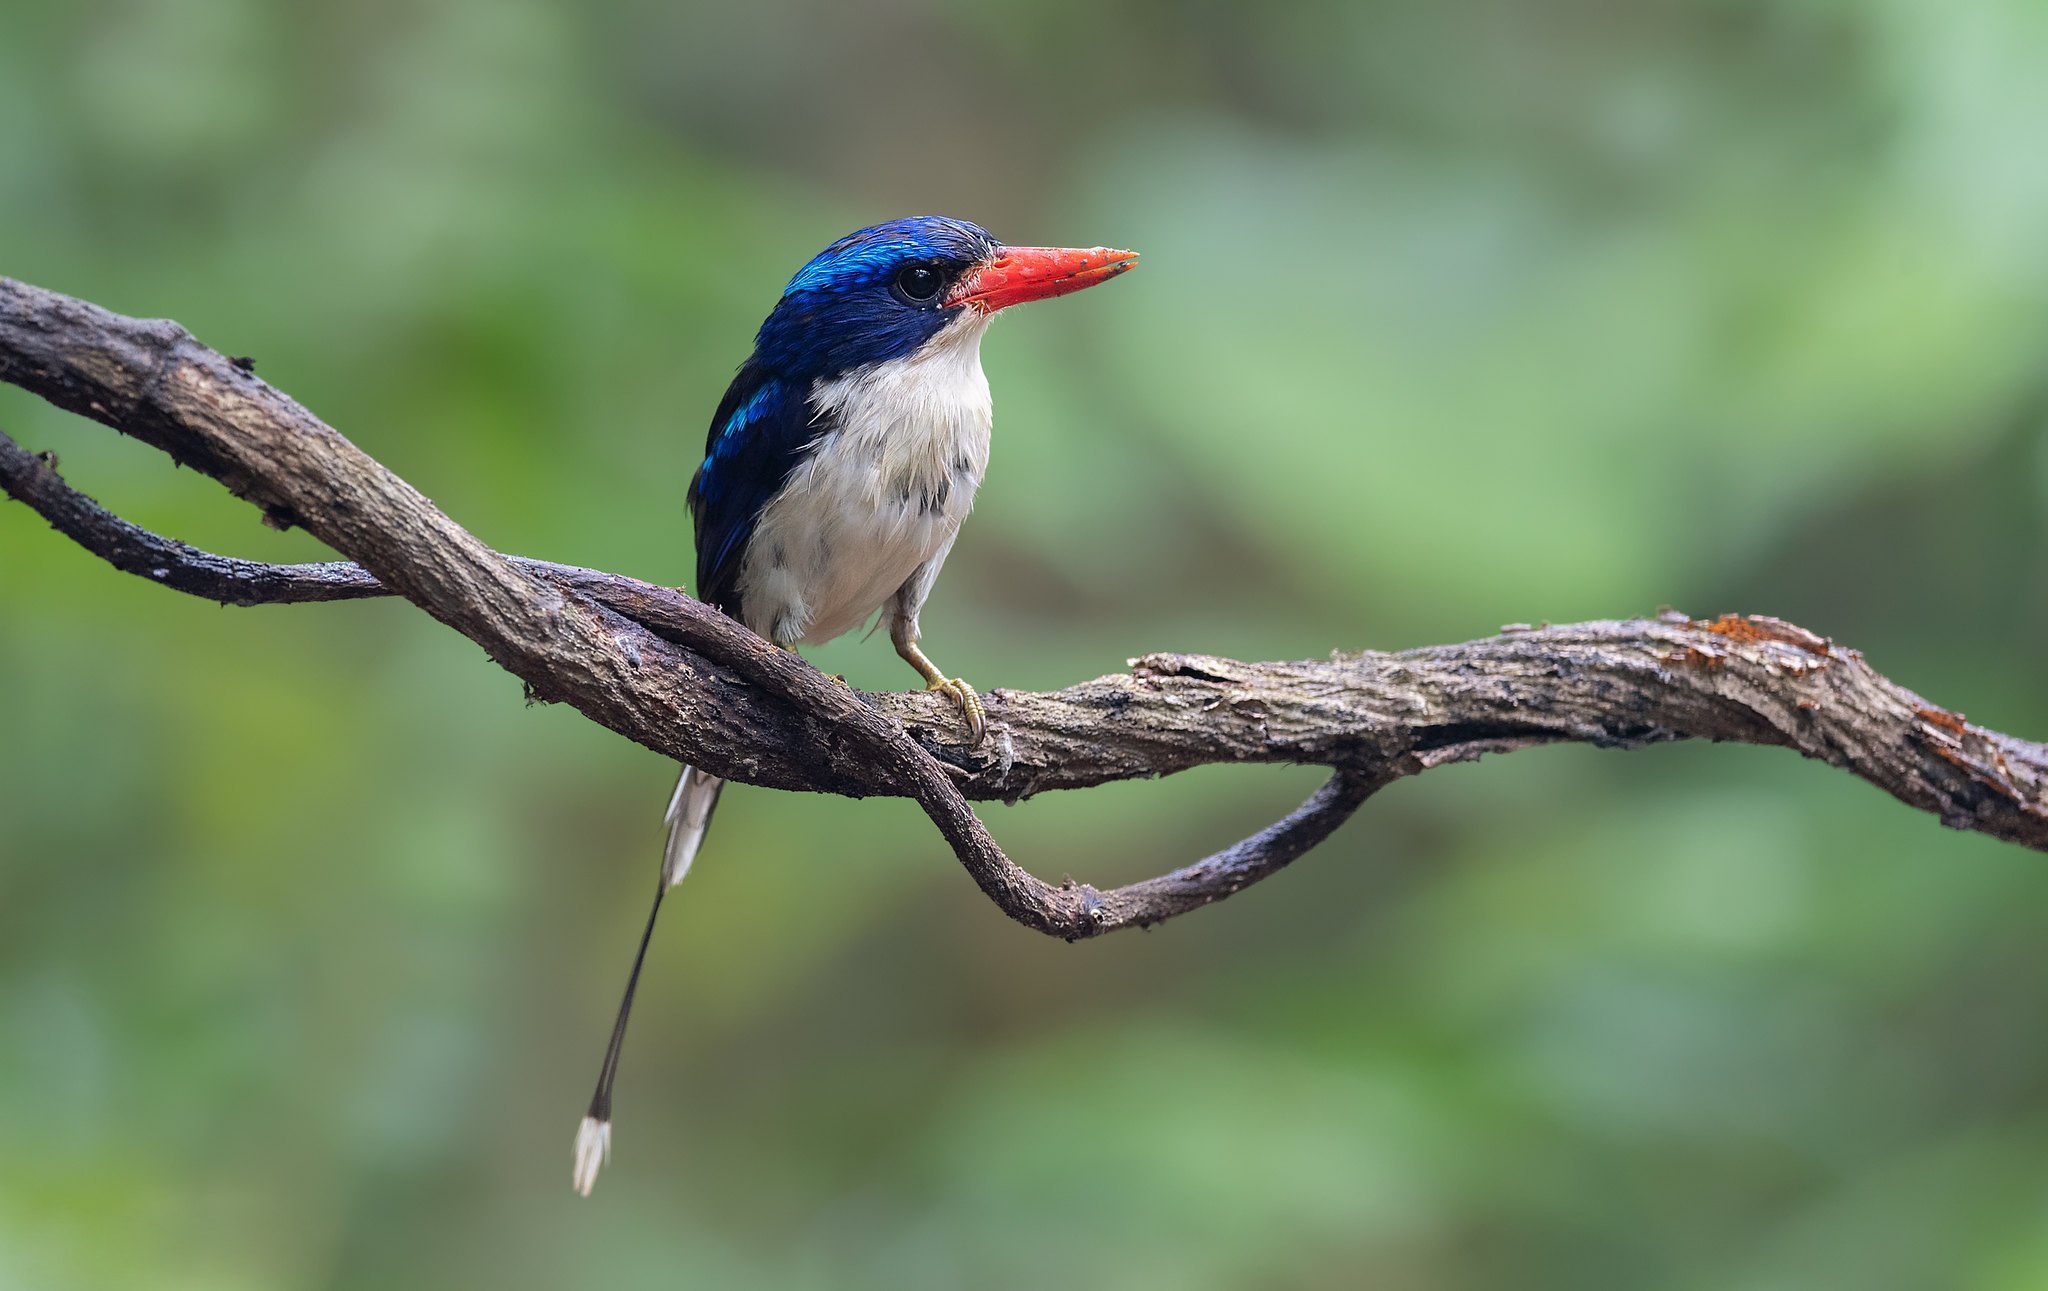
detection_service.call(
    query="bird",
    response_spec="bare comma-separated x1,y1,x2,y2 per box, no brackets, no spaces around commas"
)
573,216,1137,1194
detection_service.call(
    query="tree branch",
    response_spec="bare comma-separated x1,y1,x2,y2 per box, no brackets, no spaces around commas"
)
4,275,2044,940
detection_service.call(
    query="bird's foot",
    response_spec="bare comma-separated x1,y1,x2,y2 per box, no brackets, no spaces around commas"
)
928,675,987,743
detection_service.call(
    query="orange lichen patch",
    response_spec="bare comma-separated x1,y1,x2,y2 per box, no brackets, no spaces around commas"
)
1916,705,1968,738
1671,644,1725,669
1696,614,1834,657
1656,636,1728,669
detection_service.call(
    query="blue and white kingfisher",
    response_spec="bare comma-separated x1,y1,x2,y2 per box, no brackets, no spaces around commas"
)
574,216,1138,1193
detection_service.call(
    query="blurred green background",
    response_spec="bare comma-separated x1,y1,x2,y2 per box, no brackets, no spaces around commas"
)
5,1,2048,1287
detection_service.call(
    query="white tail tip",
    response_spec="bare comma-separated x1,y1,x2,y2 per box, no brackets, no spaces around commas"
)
573,1116,611,1196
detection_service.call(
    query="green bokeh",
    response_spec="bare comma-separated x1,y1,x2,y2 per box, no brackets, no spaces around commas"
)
4,2,2048,1287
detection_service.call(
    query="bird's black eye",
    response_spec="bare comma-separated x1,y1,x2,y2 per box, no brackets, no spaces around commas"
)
893,262,944,303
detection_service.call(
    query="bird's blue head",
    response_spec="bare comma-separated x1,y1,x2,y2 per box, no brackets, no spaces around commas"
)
690,217,1137,613
748,215,1138,379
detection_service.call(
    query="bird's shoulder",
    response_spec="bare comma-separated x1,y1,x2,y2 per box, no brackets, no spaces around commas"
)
689,361,824,613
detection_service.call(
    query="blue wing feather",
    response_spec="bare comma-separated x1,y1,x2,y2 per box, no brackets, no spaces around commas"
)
688,361,820,618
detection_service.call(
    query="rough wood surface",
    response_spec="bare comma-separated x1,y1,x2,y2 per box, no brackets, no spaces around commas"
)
4,275,2043,938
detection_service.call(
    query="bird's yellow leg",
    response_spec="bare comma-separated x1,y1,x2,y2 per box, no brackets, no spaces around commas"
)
889,620,986,742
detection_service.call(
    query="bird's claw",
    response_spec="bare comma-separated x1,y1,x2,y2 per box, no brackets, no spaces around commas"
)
928,676,987,743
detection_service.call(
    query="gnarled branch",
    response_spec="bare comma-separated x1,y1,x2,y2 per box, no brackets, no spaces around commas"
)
3,275,2043,940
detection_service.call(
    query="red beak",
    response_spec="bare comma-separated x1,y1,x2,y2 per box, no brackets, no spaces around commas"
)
946,245,1139,312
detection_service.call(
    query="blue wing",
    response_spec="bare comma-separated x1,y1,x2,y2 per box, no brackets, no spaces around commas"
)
688,361,820,617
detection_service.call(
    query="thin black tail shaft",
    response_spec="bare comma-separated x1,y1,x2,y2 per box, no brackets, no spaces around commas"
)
576,764,725,1192
586,877,669,1124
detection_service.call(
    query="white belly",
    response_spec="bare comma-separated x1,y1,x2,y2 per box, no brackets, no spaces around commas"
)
735,312,993,646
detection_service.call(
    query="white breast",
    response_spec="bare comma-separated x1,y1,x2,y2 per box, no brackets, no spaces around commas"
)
736,310,995,646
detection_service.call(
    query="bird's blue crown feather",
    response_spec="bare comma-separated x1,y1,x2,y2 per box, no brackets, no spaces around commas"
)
754,216,998,375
